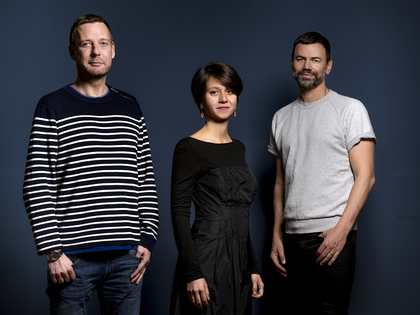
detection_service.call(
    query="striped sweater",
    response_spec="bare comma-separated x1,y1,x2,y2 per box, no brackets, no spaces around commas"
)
23,85,159,255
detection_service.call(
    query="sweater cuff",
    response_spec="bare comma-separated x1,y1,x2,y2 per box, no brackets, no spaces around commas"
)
138,234,157,254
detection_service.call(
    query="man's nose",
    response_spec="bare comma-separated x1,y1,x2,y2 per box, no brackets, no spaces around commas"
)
303,60,312,70
91,44,100,56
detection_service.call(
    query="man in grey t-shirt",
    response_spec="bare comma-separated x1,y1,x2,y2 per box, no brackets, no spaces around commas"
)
268,32,376,314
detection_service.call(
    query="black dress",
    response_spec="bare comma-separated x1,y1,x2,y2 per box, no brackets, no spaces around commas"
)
170,137,259,315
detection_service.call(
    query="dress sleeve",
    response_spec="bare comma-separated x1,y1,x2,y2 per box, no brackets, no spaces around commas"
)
248,234,260,275
171,139,204,282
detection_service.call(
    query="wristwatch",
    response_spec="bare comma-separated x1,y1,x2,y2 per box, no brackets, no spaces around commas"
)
46,249,63,262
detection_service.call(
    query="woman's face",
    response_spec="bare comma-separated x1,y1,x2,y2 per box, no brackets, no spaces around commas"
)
201,76,237,122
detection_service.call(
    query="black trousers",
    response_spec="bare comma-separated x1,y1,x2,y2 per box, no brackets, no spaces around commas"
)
283,231,357,315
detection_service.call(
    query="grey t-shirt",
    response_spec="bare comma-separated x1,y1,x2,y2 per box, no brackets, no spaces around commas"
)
268,90,376,234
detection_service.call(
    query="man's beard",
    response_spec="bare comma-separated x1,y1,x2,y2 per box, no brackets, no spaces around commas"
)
293,67,327,89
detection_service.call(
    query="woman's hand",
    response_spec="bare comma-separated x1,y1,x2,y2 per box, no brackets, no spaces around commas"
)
251,274,264,300
187,278,210,310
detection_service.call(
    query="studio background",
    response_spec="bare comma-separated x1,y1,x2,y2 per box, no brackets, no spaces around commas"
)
1,0,419,314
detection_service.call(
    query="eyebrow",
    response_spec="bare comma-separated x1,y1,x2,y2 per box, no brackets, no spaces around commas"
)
206,86,221,91
80,37,112,43
295,55,322,60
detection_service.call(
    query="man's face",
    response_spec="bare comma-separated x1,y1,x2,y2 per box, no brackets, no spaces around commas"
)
291,43,332,90
69,22,115,80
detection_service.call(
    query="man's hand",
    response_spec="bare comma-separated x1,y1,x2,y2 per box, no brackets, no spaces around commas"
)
316,226,348,266
270,236,287,277
130,245,151,285
48,253,76,284
251,274,264,300
187,278,210,310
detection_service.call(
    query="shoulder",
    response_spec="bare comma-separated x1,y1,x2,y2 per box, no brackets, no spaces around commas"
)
172,138,200,166
38,86,68,105
328,90,366,112
174,137,195,155
109,86,138,103
271,98,299,121
34,86,72,116
232,139,246,151
107,86,145,118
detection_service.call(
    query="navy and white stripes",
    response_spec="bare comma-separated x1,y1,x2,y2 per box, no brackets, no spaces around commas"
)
23,86,159,254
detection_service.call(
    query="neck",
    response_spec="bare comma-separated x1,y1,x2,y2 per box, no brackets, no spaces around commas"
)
192,120,231,143
299,84,330,103
72,77,108,97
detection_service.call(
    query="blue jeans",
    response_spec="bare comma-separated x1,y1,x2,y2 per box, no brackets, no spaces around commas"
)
47,249,143,315
283,231,357,315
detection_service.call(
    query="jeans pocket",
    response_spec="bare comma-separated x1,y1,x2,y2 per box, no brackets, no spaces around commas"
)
127,248,141,261
66,254,82,266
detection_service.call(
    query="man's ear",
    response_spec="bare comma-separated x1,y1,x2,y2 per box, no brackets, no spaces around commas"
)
69,44,76,61
326,58,333,75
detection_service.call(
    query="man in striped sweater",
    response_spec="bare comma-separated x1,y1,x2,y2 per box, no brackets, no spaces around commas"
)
23,14,159,314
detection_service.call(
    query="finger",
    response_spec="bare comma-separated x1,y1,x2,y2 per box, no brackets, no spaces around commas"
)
135,267,146,285
316,249,330,264
316,242,327,257
131,259,147,281
252,281,264,300
328,251,340,266
252,279,258,295
69,269,76,281
200,289,209,308
252,287,263,300
194,291,203,310
274,263,287,277
62,272,70,282
131,267,145,284
318,249,335,265
270,254,287,276
187,291,195,305
51,275,58,284
63,268,74,282
57,275,64,284
252,280,259,299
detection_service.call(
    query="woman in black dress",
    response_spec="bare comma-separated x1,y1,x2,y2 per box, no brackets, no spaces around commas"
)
170,62,264,315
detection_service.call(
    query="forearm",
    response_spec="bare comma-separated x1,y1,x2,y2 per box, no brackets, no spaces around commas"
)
171,211,204,282
248,236,260,274
337,139,375,233
273,156,286,240
271,156,288,274
337,172,375,232
272,183,285,239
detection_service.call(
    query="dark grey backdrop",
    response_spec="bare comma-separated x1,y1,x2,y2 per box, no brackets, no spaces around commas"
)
1,0,419,314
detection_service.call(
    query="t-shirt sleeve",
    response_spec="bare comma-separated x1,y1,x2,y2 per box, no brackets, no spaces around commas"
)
171,139,204,282
268,113,282,156
344,100,376,151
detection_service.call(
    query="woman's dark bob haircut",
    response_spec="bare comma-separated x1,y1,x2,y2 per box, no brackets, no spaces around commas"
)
191,62,243,109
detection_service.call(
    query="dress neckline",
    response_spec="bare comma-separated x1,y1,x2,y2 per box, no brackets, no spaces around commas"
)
188,136,234,145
